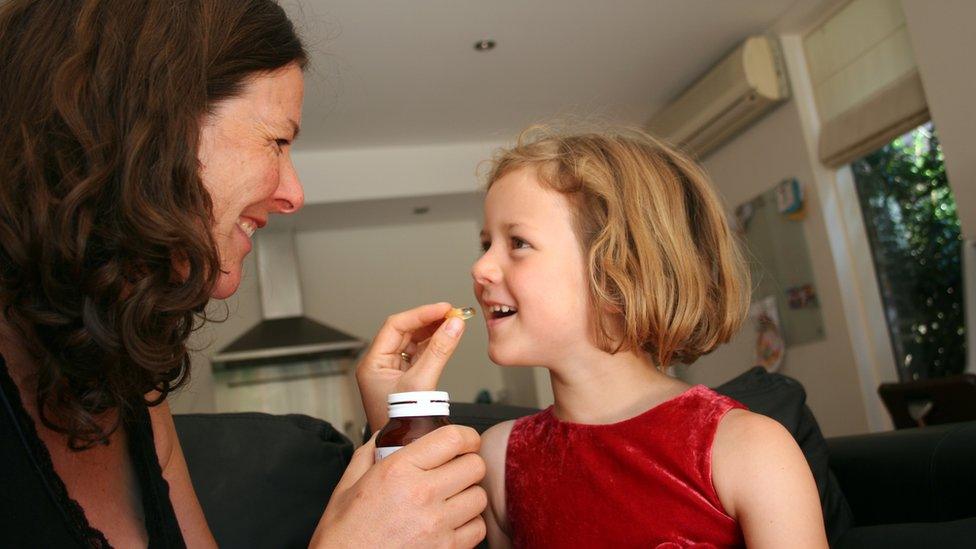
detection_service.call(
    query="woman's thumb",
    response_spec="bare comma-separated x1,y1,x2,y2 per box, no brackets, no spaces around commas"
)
334,432,378,494
405,316,465,390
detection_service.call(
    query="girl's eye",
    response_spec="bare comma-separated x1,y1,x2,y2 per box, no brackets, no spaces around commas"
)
512,237,530,249
480,240,490,253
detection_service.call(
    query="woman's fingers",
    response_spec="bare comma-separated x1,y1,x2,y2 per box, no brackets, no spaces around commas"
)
371,302,453,357
333,433,378,494
454,516,488,548
396,425,482,472
397,341,420,371
427,450,487,501
444,484,489,529
315,428,485,547
400,315,466,390
355,302,461,431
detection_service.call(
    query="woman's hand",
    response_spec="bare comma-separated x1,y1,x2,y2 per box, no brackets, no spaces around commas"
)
310,426,488,548
356,302,467,432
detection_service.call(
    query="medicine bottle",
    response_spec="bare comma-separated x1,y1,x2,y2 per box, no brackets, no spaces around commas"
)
375,391,451,460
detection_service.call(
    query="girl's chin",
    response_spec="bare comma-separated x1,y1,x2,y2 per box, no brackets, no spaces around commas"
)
488,347,529,367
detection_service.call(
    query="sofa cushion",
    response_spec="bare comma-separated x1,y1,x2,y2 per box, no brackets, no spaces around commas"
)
827,421,976,525
714,366,854,546
174,412,352,549
835,517,976,549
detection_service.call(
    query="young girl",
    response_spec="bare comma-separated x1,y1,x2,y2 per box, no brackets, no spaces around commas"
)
472,128,827,548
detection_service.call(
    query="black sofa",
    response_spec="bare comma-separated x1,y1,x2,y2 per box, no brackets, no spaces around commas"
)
175,368,976,548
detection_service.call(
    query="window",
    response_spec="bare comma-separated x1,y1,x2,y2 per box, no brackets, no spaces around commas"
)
850,123,965,380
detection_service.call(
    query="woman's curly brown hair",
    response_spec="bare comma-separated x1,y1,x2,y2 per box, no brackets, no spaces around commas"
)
0,0,306,449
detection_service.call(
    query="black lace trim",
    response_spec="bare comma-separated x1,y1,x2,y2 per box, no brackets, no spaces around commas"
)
0,357,112,548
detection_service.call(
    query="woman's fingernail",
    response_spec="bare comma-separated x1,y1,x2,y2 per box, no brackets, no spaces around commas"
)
444,317,464,337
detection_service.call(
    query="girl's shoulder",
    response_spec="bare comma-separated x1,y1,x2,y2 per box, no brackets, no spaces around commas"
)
711,408,805,517
481,418,517,461
479,419,518,541
712,408,796,464
711,408,828,546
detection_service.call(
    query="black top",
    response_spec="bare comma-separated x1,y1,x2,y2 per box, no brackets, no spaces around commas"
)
0,355,185,548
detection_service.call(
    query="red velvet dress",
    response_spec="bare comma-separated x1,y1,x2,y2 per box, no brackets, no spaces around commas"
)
505,385,747,548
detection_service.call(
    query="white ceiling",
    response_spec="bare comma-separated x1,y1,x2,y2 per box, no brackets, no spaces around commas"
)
285,0,816,151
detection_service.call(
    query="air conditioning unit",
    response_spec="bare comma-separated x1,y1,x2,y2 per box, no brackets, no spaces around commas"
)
648,35,789,159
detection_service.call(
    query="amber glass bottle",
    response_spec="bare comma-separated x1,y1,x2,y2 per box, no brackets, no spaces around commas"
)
375,391,451,461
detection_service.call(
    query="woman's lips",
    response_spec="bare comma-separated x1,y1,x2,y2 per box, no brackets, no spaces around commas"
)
236,218,257,238
233,221,254,255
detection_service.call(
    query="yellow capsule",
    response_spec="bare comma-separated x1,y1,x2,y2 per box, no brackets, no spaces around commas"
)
445,306,476,320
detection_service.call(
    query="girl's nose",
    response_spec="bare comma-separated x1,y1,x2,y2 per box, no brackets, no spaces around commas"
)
471,251,501,285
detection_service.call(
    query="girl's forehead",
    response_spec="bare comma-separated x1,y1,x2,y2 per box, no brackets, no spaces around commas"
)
487,170,562,209
484,175,576,233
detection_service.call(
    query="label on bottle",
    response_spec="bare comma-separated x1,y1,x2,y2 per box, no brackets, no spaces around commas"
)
375,446,404,461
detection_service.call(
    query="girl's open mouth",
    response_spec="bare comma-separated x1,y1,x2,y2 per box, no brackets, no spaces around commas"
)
489,304,518,320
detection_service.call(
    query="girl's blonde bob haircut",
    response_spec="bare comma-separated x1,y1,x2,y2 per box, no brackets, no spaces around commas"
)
486,127,751,367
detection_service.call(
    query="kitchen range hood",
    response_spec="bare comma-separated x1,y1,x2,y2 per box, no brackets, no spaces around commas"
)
212,230,364,369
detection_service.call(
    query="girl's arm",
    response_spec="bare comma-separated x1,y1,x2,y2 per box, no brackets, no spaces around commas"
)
480,420,516,549
712,409,829,549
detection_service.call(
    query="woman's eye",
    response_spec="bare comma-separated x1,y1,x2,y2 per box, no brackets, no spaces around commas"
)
512,237,530,249
274,139,290,152
480,241,490,253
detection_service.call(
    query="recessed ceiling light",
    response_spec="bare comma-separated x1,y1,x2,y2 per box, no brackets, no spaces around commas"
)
474,40,496,52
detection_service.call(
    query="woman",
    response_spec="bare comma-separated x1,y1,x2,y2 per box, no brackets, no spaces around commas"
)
0,1,486,547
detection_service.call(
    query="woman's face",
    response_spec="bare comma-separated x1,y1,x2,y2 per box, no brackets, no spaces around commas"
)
198,64,306,299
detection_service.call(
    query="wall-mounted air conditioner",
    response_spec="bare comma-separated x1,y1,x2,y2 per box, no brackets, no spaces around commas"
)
648,35,790,159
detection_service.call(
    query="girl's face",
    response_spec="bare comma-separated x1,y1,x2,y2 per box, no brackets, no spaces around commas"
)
472,167,593,367
198,64,306,299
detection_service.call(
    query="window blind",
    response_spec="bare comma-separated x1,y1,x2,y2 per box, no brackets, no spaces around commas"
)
803,0,928,167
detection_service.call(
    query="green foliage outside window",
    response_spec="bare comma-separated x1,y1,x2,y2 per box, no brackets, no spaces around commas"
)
851,123,964,380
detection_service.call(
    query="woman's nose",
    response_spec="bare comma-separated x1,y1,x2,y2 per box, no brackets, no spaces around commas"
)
273,159,305,214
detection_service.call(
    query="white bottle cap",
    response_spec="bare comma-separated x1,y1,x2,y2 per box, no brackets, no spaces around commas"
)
387,391,451,418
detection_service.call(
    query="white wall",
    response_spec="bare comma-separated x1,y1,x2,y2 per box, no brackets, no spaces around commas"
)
169,139,543,415
171,253,263,414
674,96,870,437
173,2,976,425
294,218,505,403
903,0,976,372
171,215,520,414
675,0,976,436
901,0,976,239
291,140,505,204
674,2,976,436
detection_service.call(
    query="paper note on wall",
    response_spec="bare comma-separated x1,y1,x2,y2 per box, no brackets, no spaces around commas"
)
734,179,825,347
